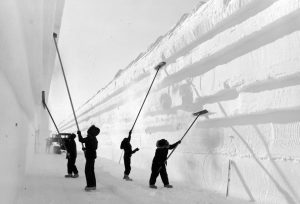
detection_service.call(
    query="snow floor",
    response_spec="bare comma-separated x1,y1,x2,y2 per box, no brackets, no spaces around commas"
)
16,152,251,204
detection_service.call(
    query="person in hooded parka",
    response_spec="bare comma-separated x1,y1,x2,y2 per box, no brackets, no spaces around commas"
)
77,125,100,191
120,130,139,181
149,139,180,189
64,133,79,178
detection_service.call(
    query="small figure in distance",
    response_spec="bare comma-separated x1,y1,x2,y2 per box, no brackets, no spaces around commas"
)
149,139,181,189
120,130,139,181
77,125,100,191
64,133,79,178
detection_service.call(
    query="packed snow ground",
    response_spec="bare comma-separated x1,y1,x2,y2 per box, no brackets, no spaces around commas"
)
16,152,251,204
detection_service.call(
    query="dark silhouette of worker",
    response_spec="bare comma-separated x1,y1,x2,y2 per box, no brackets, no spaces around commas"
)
64,133,78,178
77,125,100,191
120,130,139,181
149,139,181,189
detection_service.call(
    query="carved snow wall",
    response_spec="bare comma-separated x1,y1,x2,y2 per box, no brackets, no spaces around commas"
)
0,0,65,203
59,0,300,203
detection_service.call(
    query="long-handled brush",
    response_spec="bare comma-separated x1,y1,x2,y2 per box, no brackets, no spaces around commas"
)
119,61,166,164
42,91,60,135
53,32,84,148
157,109,209,173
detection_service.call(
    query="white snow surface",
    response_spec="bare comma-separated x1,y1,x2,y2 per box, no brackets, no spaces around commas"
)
17,153,249,204
0,0,300,203
0,0,65,203
57,0,300,204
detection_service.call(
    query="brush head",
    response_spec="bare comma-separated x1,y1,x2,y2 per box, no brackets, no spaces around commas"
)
154,61,166,71
42,91,46,109
53,32,58,38
193,109,208,116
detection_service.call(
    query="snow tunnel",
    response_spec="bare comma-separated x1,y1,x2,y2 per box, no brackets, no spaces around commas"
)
1,0,300,204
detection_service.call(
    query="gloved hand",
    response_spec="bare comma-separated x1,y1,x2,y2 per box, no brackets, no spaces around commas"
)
82,147,86,151
177,140,181,145
77,131,81,136
135,148,139,151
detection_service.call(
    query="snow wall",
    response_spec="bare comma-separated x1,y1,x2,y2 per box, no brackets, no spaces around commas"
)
59,0,300,203
0,0,65,203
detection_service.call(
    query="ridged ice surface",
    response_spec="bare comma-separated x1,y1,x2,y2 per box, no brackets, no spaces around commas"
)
58,0,300,203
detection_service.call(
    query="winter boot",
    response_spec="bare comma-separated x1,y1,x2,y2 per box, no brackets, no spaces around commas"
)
164,184,173,188
65,174,72,178
85,186,96,191
123,174,133,181
72,174,79,178
149,185,157,189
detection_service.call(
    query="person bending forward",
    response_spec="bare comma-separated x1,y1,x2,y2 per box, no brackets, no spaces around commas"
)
149,139,180,189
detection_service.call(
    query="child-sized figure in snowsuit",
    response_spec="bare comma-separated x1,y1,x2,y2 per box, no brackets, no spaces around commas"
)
120,130,139,181
77,125,100,191
149,139,181,189
64,133,78,178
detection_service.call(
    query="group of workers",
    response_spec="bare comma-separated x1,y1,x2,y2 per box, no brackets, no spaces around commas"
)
63,124,181,191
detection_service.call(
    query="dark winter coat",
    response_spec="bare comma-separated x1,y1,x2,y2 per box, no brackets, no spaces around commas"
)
120,138,138,158
152,140,180,165
78,133,98,159
65,138,77,158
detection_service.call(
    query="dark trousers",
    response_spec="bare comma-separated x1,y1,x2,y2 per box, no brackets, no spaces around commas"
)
124,156,131,175
67,157,78,174
85,158,96,187
149,163,169,185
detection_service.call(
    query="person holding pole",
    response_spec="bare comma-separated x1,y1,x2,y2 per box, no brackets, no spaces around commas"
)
149,139,181,189
120,130,139,181
77,125,100,191
119,61,166,179
64,133,79,178
149,109,208,189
